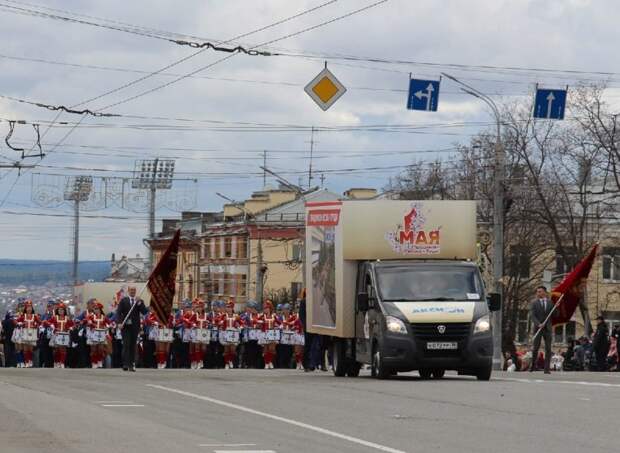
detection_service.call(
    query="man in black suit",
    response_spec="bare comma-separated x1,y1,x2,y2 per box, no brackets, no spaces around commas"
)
115,286,148,372
530,286,555,374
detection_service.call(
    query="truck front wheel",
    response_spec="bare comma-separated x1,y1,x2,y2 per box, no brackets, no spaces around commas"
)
371,343,390,379
476,365,492,381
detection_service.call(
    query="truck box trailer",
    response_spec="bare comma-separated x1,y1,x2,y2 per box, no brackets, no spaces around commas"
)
305,199,500,380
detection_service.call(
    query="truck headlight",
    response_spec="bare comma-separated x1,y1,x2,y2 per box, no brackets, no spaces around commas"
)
386,316,407,334
474,314,491,334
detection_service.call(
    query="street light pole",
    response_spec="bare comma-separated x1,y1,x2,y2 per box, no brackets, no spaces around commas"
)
442,73,505,371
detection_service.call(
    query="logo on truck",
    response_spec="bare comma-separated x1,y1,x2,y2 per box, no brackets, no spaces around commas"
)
385,203,441,255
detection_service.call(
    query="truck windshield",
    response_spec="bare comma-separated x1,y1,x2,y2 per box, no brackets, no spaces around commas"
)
376,265,483,302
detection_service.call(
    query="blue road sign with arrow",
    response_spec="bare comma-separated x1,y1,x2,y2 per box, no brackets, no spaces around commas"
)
407,79,440,112
533,88,567,120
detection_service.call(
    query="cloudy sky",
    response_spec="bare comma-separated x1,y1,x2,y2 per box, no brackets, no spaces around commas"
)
0,0,618,261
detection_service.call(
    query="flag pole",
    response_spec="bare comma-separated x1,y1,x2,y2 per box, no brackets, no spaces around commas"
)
531,292,566,343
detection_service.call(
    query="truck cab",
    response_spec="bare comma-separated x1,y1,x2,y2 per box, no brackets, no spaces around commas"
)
343,260,500,380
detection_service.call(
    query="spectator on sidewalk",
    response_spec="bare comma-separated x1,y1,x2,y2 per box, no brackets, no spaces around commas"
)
592,315,610,371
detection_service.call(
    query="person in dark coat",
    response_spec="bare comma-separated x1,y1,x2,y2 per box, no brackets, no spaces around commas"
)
530,286,555,374
1,311,16,367
592,315,610,371
115,286,148,372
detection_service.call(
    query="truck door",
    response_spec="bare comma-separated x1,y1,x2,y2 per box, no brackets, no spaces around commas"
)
355,264,373,363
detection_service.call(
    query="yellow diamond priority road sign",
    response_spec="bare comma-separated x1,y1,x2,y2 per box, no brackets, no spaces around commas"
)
304,67,347,111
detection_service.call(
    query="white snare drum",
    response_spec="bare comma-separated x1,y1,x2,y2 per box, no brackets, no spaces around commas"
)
192,328,210,344
182,328,193,343
293,333,305,346
147,326,159,341
22,328,38,344
52,332,70,347
209,328,219,342
247,329,260,341
280,331,296,345
157,328,173,343
87,328,107,345
11,327,22,344
219,329,240,345
265,329,281,342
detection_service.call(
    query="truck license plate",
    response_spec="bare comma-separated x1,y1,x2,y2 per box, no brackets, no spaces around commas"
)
426,342,458,350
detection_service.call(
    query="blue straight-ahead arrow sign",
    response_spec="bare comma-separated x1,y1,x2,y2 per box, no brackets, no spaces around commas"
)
533,88,567,120
407,79,440,112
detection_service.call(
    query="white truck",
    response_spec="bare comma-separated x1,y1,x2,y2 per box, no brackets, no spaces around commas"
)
305,199,501,380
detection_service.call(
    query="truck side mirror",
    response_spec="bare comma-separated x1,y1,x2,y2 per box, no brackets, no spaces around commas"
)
357,292,369,312
487,293,501,312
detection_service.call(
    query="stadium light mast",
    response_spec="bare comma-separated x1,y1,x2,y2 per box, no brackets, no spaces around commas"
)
63,175,93,287
132,159,175,271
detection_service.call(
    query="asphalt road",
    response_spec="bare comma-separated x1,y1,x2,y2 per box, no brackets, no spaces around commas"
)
0,368,618,453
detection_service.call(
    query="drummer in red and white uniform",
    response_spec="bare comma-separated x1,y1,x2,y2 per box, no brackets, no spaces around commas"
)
86,301,109,369
256,300,280,369
145,309,175,369
46,302,74,368
219,299,241,369
281,304,305,370
185,298,209,370
14,300,40,368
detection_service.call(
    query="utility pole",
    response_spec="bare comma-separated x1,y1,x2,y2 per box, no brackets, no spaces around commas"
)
256,237,264,304
63,176,93,287
307,126,316,189
262,150,267,187
442,73,504,371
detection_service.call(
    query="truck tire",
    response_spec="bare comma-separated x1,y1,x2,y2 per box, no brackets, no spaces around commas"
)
346,362,362,377
371,343,390,380
476,366,492,381
431,369,445,379
332,340,347,377
419,368,432,380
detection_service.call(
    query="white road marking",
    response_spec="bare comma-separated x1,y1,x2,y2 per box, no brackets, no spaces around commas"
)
199,445,257,448
496,377,620,388
213,451,274,453
101,404,145,407
148,384,407,453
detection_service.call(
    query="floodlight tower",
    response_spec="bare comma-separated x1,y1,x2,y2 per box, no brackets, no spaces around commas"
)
132,159,175,271
63,176,93,286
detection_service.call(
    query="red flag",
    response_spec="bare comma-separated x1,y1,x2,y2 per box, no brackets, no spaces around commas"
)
147,229,181,324
551,244,598,326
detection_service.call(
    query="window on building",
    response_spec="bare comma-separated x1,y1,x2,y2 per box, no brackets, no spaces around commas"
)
602,311,620,334
556,247,577,275
238,274,247,297
237,237,248,259
602,248,620,282
224,273,234,296
292,243,303,262
508,244,531,278
553,321,576,344
224,237,233,258
516,309,529,343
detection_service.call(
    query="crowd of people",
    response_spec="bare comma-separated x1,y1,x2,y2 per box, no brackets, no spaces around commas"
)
0,287,333,372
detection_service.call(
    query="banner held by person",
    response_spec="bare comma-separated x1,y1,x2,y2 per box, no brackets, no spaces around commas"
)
532,244,598,341
147,229,181,324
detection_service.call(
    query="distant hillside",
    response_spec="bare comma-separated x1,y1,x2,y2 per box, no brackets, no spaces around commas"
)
0,260,109,285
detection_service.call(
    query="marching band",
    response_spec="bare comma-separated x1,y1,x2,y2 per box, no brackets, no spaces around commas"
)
1,296,307,370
